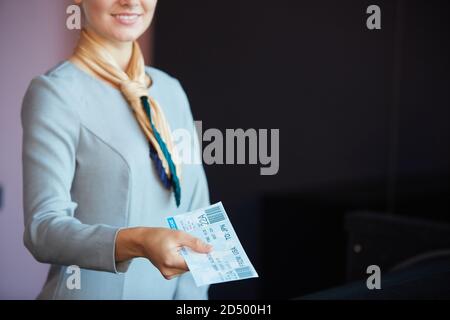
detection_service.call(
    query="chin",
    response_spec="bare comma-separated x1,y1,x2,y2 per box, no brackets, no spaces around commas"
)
110,29,144,42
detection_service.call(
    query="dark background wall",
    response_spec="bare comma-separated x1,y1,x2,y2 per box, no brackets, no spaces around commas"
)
153,0,449,299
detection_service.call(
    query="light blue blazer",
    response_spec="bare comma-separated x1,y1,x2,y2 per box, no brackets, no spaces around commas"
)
21,61,211,299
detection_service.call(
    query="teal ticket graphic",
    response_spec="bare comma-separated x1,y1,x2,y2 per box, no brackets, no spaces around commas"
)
167,202,258,286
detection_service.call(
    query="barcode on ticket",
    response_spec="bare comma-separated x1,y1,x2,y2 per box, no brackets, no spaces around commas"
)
234,266,254,279
205,205,225,224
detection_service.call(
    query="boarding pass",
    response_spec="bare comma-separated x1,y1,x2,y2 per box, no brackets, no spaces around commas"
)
167,202,258,286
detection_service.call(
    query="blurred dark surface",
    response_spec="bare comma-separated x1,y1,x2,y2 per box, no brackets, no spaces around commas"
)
301,256,450,300
301,211,450,299
345,210,450,281
260,176,450,299
153,0,450,299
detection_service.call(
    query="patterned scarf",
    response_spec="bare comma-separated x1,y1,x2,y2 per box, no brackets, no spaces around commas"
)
72,28,181,207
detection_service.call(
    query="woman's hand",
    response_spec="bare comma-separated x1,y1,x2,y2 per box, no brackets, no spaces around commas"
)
115,227,212,280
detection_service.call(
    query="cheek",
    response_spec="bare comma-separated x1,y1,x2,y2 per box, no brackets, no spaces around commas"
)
84,1,113,31
144,0,158,10
143,0,157,19
139,1,157,33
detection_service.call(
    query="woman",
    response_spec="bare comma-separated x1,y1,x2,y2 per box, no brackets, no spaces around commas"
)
21,0,212,299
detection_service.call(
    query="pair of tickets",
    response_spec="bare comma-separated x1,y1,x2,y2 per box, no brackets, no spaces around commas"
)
167,202,258,287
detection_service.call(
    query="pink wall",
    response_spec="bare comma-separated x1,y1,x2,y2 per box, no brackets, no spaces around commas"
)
0,1,152,299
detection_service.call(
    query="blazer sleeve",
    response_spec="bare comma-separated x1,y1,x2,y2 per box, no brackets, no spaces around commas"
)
21,75,130,274
172,79,211,300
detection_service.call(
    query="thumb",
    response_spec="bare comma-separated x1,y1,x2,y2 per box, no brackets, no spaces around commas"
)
179,233,213,253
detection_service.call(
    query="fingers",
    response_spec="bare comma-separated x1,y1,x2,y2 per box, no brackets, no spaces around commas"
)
162,267,188,280
173,252,189,270
160,254,188,280
157,230,213,281
177,232,213,254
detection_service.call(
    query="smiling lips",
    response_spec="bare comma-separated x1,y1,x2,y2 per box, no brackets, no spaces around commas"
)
112,13,142,25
